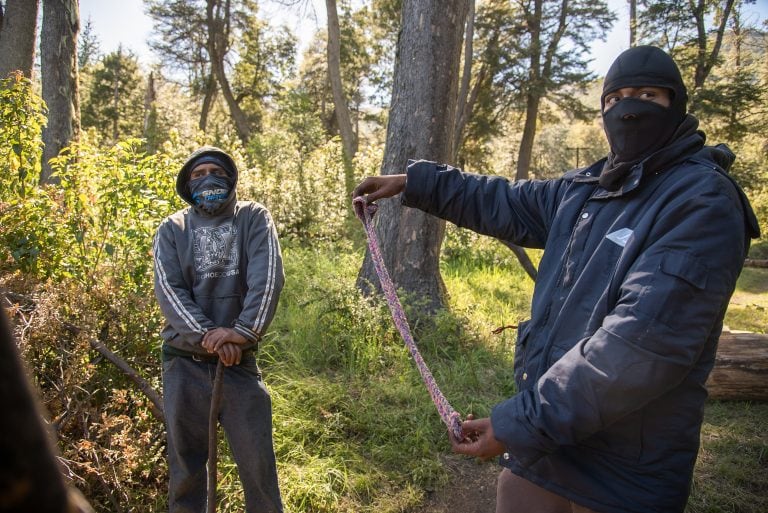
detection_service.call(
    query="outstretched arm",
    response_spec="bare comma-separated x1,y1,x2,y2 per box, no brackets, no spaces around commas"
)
352,174,406,203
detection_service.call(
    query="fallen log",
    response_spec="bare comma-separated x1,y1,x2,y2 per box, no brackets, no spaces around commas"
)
743,258,768,268
706,330,768,401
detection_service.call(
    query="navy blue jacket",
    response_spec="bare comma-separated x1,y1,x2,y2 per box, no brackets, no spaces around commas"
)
402,145,759,513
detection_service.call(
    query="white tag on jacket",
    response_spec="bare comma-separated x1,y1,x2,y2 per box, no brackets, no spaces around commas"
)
606,228,633,247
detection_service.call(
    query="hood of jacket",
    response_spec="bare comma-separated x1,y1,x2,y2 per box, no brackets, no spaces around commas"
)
176,146,239,213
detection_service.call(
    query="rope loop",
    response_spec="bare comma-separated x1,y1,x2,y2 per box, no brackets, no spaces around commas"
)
353,196,463,440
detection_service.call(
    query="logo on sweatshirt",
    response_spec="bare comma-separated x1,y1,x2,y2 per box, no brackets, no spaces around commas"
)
193,224,240,275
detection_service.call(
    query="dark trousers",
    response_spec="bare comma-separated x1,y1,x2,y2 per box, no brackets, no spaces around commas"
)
496,469,601,513
163,354,283,513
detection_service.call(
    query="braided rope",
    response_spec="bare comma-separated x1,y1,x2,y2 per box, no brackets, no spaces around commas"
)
353,197,463,440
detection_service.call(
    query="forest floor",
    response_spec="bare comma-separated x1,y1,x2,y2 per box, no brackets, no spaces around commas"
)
417,454,499,513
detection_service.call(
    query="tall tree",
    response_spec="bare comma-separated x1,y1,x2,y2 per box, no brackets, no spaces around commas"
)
0,0,40,79
326,0,358,164
511,0,613,180
639,0,737,113
205,0,252,142
357,0,469,312
455,0,612,178
81,48,145,142
452,0,475,162
146,0,216,131
629,0,637,46
77,17,100,69
41,0,80,184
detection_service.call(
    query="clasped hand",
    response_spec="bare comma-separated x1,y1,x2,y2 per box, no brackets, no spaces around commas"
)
201,327,248,366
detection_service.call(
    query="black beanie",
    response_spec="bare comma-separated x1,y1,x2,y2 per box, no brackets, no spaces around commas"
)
601,45,687,120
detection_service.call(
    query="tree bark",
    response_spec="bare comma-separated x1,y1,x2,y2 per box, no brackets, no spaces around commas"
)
628,0,636,47
41,0,80,184
357,0,469,314
325,0,358,161
0,0,40,79
205,0,251,143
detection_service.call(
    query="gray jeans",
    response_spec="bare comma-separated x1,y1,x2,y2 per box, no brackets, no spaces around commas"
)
162,354,283,513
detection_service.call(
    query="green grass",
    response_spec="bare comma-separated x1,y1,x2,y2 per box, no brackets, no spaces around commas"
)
208,236,768,512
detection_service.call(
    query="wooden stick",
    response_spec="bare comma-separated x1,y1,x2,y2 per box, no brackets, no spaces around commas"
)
207,360,224,513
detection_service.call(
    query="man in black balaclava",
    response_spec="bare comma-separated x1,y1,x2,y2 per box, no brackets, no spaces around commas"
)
352,46,759,513
599,45,703,191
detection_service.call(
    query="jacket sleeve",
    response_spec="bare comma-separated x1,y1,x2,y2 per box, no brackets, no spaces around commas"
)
402,160,564,249
490,179,749,467
153,218,215,348
231,206,284,342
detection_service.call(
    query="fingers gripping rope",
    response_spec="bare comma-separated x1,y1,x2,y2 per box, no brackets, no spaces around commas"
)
353,197,463,440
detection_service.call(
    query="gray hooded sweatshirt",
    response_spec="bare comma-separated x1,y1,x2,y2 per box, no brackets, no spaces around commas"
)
153,147,284,355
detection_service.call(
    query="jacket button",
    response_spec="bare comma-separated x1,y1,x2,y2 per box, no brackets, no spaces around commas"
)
503,452,510,461
522,372,528,380
581,212,589,219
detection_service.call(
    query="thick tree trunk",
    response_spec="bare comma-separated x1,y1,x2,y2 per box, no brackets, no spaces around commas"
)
325,0,358,161
357,0,469,314
0,0,40,79
41,0,80,184
706,330,768,401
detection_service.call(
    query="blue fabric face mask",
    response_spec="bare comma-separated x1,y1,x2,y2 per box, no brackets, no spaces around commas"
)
189,174,232,213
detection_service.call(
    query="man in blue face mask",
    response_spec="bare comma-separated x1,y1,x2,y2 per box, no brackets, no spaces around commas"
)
352,46,759,513
153,146,285,512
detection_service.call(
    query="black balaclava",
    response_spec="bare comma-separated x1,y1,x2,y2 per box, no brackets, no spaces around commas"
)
600,46,691,190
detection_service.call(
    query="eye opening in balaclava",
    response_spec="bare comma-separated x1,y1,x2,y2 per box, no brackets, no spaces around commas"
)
601,45,688,164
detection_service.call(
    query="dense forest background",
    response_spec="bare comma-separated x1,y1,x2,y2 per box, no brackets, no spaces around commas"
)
1,0,767,511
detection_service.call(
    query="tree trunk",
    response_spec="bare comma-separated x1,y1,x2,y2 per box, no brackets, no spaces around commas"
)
325,0,358,161
357,0,469,314
199,71,217,132
498,239,538,281
0,0,40,79
515,90,541,180
205,0,251,143
514,0,543,181
452,0,475,162
705,330,768,401
628,0,636,47
41,0,80,184
690,0,735,113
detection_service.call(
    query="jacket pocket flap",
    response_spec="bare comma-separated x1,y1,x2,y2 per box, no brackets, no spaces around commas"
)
660,250,707,290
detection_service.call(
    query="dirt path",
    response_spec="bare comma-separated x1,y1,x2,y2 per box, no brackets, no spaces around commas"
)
417,454,499,513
